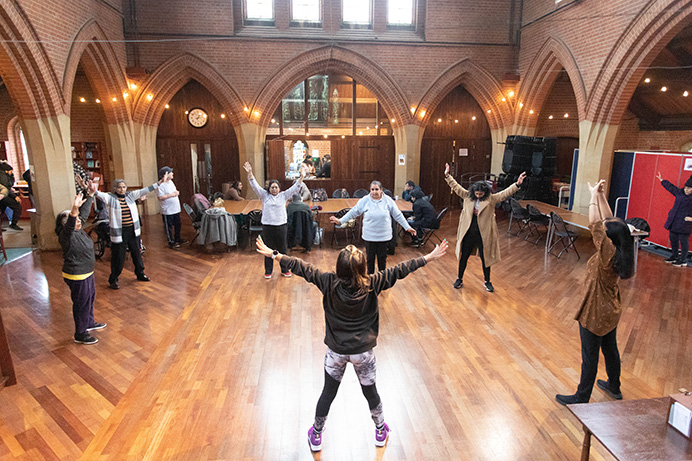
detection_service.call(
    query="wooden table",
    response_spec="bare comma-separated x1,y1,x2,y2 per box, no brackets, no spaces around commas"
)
518,200,648,271
568,398,692,460
224,198,411,215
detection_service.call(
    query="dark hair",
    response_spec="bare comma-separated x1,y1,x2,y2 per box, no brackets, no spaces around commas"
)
266,179,280,192
292,194,301,202
158,166,173,180
405,180,415,188
55,210,70,235
411,189,425,200
604,218,635,279
469,181,491,201
335,245,369,291
230,180,241,190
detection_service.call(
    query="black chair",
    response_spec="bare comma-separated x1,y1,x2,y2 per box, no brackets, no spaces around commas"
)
246,209,263,250
331,208,354,248
548,211,580,259
423,193,433,202
183,203,201,245
383,189,393,198
353,188,368,199
508,198,531,236
415,207,448,248
332,188,349,198
212,192,224,201
526,203,550,245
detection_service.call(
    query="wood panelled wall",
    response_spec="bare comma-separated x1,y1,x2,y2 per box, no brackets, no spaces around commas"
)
420,86,492,209
266,136,395,195
156,79,239,207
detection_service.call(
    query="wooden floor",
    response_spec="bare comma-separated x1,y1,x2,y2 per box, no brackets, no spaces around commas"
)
0,210,690,460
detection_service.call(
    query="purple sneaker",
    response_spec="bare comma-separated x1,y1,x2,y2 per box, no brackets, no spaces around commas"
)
307,426,322,452
375,423,390,447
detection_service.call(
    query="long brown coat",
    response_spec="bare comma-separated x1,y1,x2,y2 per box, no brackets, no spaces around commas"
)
445,174,519,267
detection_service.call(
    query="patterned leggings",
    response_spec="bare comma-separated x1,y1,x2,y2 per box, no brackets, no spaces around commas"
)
313,348,384,432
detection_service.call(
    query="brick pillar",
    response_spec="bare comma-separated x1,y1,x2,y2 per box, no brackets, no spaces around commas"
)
392,124,425,195
574,120,620,213
234,123,266,198
21,114,74,250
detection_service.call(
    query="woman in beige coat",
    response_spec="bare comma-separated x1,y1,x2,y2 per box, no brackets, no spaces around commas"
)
444,163,526,292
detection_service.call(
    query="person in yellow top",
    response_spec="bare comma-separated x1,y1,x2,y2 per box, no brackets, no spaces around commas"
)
556,179,634,405
444,163,526,292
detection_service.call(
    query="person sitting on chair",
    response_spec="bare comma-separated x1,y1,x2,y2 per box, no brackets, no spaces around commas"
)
409,189,438,246
317,154,331,178
0,162,23,230
224,180,245,201
402,180,423,202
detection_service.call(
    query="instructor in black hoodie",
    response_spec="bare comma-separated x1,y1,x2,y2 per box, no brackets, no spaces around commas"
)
255,235,448,452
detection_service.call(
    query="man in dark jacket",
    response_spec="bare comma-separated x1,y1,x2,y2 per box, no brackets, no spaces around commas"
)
657,172,692,266
402,180,423,202
409,189,438,245
0,162,23,230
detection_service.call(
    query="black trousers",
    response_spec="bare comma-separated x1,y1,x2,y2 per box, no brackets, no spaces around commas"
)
109,226,145,283
365,240,388,274
64,274,95,336
262,224,288,274
0,196,22,225
162,213,182,244
669,231,690,262
458,217,491,282
575,324,621,401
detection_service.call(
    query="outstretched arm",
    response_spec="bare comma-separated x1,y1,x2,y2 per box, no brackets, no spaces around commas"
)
256,236,328,291
444,163,469,198
587,179,608,224
371,239,449,293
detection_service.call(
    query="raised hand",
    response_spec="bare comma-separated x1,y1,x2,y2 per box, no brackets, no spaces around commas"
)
243,162,253,174
73,192,86,209
425,239,448,262
255,235,274,258
587,179,606,196
75,174,87,191
517,171,527,185
444,163,450,176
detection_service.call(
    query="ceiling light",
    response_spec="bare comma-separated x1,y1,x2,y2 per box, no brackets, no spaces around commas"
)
420,110,426,117
185,110,188,114
254,110,260,117
244,107,249,112
410,107,415,113
548,115,553,119
95,99,101,103
437,118,442,123
508,91,515,97
472,116,476,121
130,83,137,90
146,94,153,101
271,118,276,123
112,97,117,102
323,134,328,138
454,119,458,123
164,104,169,109
661,86,667,92
79,97,86,103
644,77,650,83
684,91,689,97
391,118,395,123
519,102,523,108
501,97,506,102
359,131,363,135
487,109,491,113
221,114,226,118
564,113,569,118
123,92,129,98
341,135,345,138
529,109,534,114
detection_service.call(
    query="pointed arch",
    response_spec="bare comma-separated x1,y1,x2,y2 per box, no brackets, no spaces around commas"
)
62,19,130,125
133,53,246,128
0,0,63,119
515,37,586,129
416,59,511,131
251,46,412,128
587,0,692,125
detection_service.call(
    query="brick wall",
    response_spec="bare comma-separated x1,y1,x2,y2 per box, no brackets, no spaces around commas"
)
614,110,692,151
534,76,579,137
0,85,17,142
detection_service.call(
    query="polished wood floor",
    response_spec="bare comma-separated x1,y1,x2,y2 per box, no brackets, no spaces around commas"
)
0,210,690,460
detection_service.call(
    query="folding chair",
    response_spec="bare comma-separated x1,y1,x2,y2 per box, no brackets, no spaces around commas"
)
353,188,368,199
416,207,448,248
331,208,354,248
526,203,550,245
508,198,531,236
548,211,580,259
183,203,202,245
246,210,263,250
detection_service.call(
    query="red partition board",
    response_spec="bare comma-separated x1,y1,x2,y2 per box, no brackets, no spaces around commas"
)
627,153,657,226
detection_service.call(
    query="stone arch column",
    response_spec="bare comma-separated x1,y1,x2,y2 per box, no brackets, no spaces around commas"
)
574,0,692,212
415,59,513,182
515,37,586,135
63,20,135,187
251,46,413,189
131,53,248,202
0,0,70,249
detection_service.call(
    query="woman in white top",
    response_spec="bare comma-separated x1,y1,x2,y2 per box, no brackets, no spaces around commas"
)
331,181,416,273
244,162,305,278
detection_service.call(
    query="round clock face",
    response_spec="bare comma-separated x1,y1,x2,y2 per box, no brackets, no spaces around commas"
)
188,108,208,128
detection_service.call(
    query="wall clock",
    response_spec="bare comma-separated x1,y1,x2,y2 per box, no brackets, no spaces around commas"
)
188,107,208,128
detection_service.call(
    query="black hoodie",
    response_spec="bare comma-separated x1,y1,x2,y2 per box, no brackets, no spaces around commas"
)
284,256,427,354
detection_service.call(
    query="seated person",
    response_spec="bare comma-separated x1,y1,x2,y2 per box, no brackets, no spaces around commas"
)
287,194,316,251
295,179,311,202
0,162,23,230
224,180,245,201
317,154,331,178
402,180,423,202
409,189,438,245
302,157,316,176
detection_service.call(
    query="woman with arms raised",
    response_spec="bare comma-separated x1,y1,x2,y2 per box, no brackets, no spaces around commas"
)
244,161,304,278
255,235,448,451
555,179,634,405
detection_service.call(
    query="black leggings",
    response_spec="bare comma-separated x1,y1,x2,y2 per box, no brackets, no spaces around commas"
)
458,218,491,282
669,231,690,262
365,240,388,274
576,324,621,401
262,224,288,274
315,371,381,418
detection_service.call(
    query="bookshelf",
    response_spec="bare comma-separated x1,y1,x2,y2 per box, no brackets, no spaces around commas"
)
71,142,102,181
